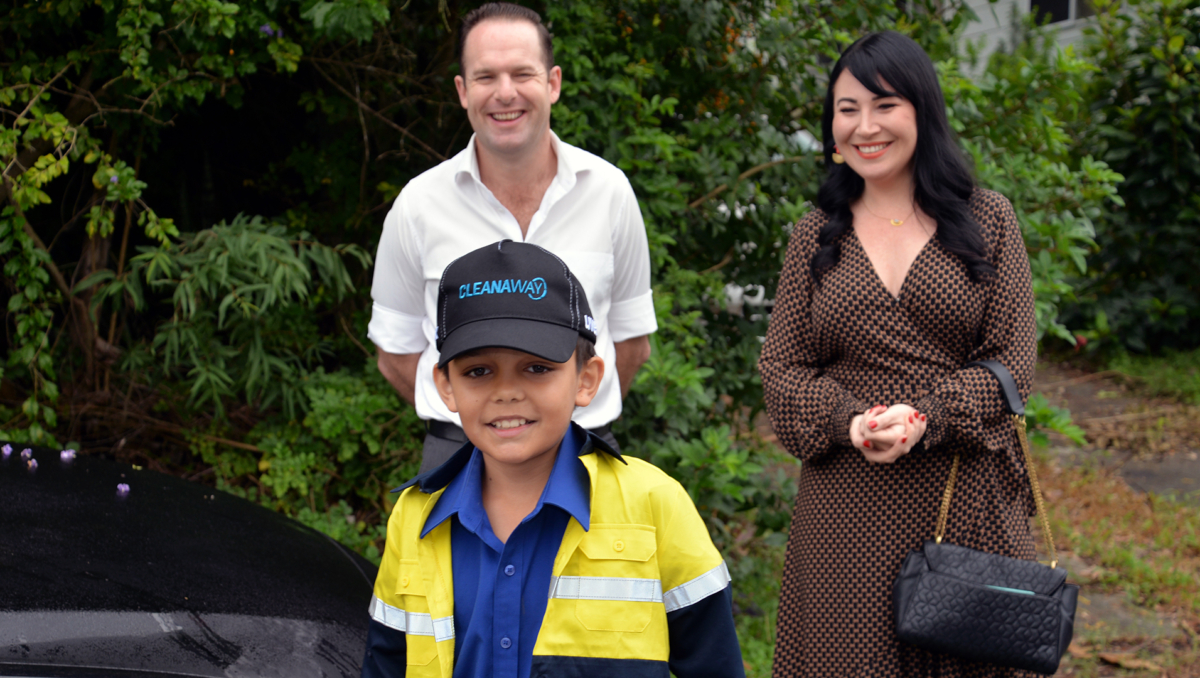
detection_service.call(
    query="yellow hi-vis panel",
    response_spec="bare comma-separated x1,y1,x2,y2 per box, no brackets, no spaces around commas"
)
374,447,727,673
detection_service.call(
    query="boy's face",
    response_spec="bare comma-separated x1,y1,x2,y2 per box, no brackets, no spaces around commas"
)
433,347,603,470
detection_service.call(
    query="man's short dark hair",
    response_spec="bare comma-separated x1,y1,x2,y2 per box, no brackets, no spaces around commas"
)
457,2,554,74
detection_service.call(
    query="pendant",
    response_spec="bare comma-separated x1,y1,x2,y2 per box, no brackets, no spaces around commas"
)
891,219,904,226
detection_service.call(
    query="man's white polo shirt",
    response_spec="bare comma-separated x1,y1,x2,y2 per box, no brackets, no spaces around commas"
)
367,132,658,429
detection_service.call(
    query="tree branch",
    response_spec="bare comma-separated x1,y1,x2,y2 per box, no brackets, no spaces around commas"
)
310,60,447,162
688,155,807,210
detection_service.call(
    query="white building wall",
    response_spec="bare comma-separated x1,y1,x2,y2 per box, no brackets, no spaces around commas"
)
962,0,1095,70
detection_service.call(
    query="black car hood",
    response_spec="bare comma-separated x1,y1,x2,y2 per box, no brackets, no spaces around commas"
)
1,444,377,676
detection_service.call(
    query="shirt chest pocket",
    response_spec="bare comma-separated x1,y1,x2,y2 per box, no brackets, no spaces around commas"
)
395,560,440,669
564,525,660,633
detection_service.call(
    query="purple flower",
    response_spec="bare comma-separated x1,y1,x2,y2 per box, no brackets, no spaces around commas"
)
274,28,284,38
117,483,130,496
260,23,273,35
109,175,118,184
60,449,76,461
27,459,38,471
20,448,32,460
2,444,11,459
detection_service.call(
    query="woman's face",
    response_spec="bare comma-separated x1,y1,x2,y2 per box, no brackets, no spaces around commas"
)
831,70,918,187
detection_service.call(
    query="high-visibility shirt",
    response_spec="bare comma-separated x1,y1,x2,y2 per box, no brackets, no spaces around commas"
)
361,425,745,678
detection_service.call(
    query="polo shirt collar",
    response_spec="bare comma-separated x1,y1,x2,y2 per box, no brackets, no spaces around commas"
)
454,131,579,194
396,422,624,496
419,424,594,538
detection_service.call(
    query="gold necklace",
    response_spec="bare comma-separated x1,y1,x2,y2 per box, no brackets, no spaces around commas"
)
862,199,916,227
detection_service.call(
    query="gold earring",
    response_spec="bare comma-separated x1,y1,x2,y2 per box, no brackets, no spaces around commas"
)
831,145,845,164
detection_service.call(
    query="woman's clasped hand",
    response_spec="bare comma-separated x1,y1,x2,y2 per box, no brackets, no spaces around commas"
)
849,404,928,463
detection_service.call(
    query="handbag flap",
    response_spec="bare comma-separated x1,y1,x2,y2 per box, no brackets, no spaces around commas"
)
923,541,1067,595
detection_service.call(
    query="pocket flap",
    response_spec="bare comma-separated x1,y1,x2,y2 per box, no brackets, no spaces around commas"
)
395,559,428,596
579,526,656,562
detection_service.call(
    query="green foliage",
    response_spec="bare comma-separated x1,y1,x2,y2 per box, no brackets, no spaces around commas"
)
1067,0,1200,353
302,0,391,43
127,215,370,418
1025,392,1087,447
1108,347,1200,405
239,365,424,564
946,21,1124,344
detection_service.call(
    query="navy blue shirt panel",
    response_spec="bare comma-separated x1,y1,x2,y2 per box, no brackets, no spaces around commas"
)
361,619,407,678
421,427,591,678
666,585,746,678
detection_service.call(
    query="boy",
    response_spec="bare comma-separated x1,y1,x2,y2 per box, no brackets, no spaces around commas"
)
361,240,744,678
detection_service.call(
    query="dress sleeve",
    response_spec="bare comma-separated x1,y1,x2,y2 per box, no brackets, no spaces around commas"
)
759,213,870,461
914,194,1037,453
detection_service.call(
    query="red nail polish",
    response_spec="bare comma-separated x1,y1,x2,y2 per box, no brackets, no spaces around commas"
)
864,440,871,449
868,420,878,429
901,437,907,444
908,415,913,423
920,414,927,422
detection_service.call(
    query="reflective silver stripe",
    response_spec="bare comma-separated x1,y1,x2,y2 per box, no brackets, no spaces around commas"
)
548,576,664,603
368,595,455,641
432,615,455,642
662,562,731,613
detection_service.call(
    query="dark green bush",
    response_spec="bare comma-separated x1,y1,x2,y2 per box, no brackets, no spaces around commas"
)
1066,0,1200,354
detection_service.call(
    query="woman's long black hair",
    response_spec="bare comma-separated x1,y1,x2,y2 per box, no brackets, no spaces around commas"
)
812,31,997,283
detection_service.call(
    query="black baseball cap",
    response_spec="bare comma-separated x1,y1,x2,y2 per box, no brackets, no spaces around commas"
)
436,240,597,367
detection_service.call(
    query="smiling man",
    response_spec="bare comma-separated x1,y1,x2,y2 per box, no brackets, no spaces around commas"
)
368,3,656,472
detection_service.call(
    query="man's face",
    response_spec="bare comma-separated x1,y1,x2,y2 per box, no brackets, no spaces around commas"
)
455,19,562,162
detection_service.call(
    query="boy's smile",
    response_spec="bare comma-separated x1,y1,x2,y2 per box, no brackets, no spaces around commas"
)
434,347,603,471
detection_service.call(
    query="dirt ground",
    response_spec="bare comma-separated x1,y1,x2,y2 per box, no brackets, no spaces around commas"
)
1033,360,1200,677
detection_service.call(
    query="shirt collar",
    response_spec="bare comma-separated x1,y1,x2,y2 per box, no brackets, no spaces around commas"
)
420,425,592,538
454,131,579,195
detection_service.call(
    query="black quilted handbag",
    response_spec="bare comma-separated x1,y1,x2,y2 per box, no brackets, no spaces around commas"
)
893,360,1079,675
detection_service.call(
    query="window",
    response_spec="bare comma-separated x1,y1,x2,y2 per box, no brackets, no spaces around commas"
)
1031,0,1095,24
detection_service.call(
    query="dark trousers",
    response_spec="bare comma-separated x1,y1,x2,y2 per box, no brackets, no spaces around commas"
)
419,421,620,474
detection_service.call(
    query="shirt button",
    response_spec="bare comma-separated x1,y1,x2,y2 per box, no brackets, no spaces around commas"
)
401,576,410,588
504,564,515,576
613,540,625,552
500,637,512,649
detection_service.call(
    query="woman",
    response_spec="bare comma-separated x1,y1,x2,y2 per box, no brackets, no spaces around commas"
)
759,31,1039,677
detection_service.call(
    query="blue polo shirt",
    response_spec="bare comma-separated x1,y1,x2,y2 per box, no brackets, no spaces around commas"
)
421,427,590,678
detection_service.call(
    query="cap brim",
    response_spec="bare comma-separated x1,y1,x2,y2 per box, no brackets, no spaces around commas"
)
438,318,580,367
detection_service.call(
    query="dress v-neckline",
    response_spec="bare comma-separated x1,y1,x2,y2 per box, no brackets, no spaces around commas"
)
851,230,934,303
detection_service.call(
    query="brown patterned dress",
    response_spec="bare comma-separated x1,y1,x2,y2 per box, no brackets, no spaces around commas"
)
759,189,1040,678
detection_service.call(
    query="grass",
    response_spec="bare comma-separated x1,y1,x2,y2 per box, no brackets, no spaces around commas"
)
731,538,784,677
1040,453,1200,617
1038,450,1200,676
1109,347,1200,405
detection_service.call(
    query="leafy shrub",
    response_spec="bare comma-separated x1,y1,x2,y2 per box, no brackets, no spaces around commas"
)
947,19,1124,344
1066,0,1200,353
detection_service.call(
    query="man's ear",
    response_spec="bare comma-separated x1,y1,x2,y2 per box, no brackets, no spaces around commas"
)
548,65,562,105
433,364,460,413
455,75,469,109
574,356,604,408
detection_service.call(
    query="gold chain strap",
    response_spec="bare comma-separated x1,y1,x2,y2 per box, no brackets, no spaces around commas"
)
933,454,960,544
932,414,1058,569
